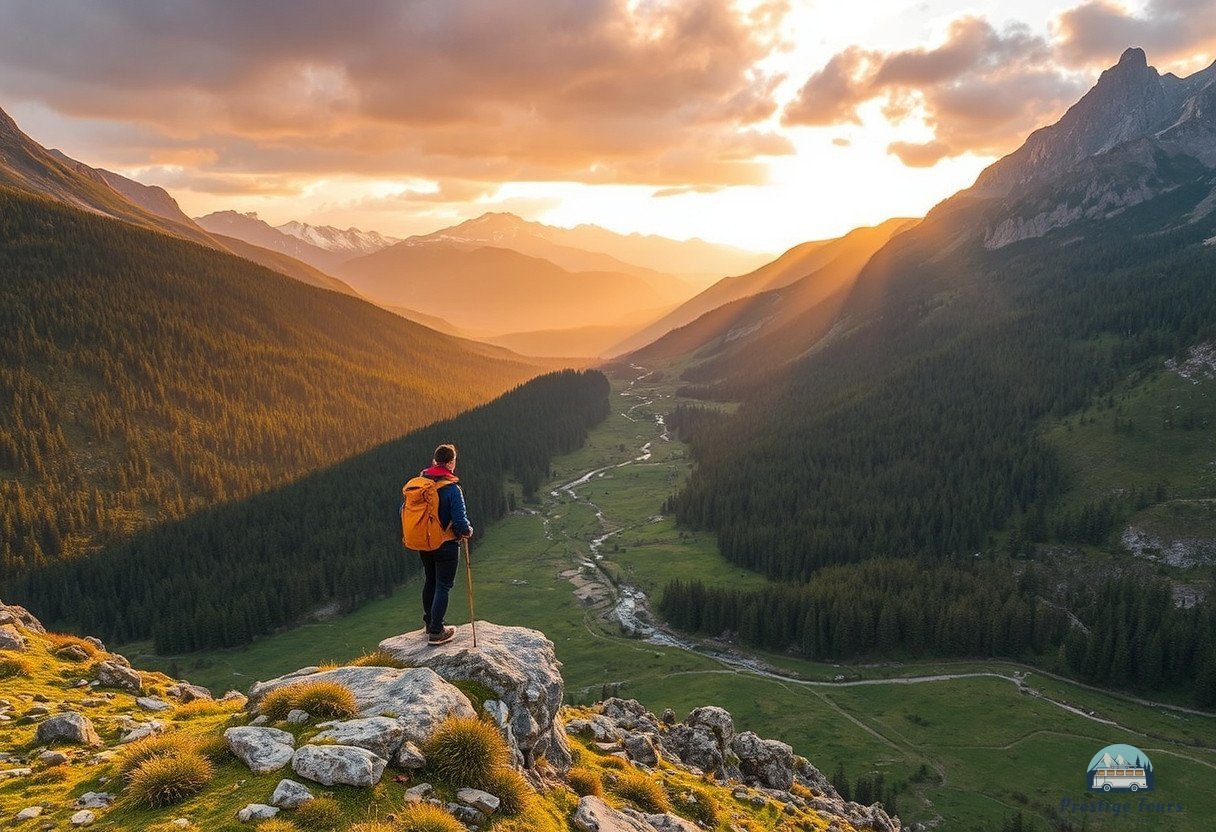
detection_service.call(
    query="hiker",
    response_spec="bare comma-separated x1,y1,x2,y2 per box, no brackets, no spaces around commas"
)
402,443,472,645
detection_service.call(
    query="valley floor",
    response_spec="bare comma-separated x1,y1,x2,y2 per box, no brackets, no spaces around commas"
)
129,368,1216,831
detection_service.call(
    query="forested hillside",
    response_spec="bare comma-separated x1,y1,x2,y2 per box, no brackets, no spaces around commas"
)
0,187,548,577
5,369,610,651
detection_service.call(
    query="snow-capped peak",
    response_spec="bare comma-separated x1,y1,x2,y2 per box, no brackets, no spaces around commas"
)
276,220,401,256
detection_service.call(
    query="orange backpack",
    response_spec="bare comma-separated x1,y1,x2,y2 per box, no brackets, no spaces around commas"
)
401,476,458,551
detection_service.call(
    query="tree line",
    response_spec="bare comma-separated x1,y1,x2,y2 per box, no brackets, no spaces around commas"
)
5,364,609,652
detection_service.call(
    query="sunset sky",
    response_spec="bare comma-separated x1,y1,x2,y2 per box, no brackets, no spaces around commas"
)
2,0,1213,252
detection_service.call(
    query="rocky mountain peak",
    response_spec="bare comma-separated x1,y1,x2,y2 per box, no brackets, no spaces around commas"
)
1118,46,1148,68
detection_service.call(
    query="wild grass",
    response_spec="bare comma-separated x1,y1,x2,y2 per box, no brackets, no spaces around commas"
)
395,803,466,832
568,766,604,797
348,649,410,668
609,769,671,813
293,796,343,830
125,752,214,807
0,651,32,679
422,716,509,787
259,680,358,720
671,784,721,826
480,766,535,816
120,732,200,779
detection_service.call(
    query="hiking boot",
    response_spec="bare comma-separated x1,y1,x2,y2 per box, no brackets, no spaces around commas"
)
428,626,456,645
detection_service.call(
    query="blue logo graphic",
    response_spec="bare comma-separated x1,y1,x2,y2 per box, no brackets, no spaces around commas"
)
1087,744,1154,793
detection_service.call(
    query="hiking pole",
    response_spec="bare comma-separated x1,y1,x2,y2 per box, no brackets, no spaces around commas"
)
462,537,478,647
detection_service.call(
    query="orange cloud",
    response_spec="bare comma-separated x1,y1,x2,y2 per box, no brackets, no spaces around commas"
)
0,0,791,190
784,16,1091,166
1055,0,1216,68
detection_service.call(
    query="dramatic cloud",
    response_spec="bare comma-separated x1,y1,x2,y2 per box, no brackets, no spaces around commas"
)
1055,0,1216,68
0,0,790,189
784,15,1088,166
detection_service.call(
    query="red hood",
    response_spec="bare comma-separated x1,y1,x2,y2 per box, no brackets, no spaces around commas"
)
421,465,458,481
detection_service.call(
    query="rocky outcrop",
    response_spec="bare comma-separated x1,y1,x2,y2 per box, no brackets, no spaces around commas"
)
731,731,796,790
0,600,46,634
380,621,572,770
0,624,27,651
662,705,737,778
291,744,387,787
248,665,474,746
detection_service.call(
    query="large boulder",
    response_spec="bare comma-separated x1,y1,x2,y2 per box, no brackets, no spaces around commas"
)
0,600,45,633
248,666,474,746
379,621,571,770
312,717,405,760
732,731,796,790
224,726,295,773
36,713,101,746
291,744,387,787
572,796,655,832
645,814,700,832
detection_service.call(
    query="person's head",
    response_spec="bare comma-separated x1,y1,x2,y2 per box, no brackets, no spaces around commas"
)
433,443,457,471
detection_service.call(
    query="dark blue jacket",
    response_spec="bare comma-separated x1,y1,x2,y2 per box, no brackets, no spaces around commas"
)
422,468,471,539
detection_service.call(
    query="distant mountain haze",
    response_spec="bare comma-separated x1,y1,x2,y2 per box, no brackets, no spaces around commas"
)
612,217,918,357
405,211,770,285
207,233,362,297
337,241,682,336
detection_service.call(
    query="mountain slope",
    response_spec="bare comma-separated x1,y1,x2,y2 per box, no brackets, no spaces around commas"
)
195,210,348,272
612,217,917,358
0,186,551,576
0,106,219,249
209,233,362,296
338,242,681,335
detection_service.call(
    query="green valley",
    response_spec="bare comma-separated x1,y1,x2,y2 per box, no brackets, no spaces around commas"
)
134,369,1216,831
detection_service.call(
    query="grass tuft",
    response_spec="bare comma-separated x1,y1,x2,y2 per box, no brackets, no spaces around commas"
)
348,649,410,668
125,752,214,807
610,770,671,813
598,755,627,770
44,632,100,658
568,766,604,797
480,766,535,816
671,784,722,826
260,680,358,720
292,795,343,830
175,699,236,719
256,820,300,832
422,715,509,787
0,651,33,679
120,732,200,779
347,824,395,832
396,803,466,832
193,733,234,765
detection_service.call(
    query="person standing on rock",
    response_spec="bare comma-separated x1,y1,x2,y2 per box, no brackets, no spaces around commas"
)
402,443,473,645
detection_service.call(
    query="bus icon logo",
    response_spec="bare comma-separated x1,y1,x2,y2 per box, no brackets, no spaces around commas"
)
1087,744,1153,793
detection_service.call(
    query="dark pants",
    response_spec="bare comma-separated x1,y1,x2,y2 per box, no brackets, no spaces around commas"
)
420,542,459,634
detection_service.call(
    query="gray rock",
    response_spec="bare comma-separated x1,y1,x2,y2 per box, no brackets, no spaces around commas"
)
220,690,248,707
118,720,165,743
662,706,736,777
249,715,270,726
404,782,433,802
248,666,473,746
0,768,32,780
0,624,26,651
645,814,700,832
37,750,69,765
224,726,295,773
457,787,500,815
177,684,212,703
0,601,45,633
69,810,95,827
82,636,105,652
94,661,141,693
286,709,309,725
622,732,659,767
291,744,387,788
313,717,404,760
269,778,314,809
35,713,101,746
137,697,173,712
447,803,486,826
16,807,43,820
74,793,115,809
236,804,279,823
732,731,796,790
571,796,654,832
395,741,426,769
379,621,572,770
